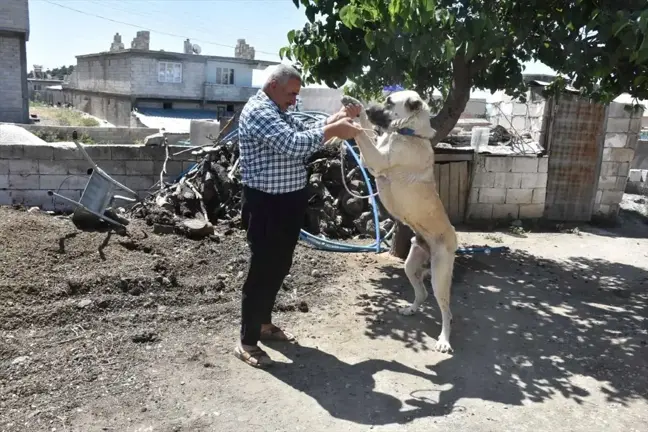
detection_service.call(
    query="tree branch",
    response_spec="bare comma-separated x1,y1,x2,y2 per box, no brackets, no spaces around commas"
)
429,54,474,145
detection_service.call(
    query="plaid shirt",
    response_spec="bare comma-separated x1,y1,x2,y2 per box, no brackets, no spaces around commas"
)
238,90,326,194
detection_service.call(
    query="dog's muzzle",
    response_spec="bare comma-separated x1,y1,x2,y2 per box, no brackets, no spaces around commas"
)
366,105,392,130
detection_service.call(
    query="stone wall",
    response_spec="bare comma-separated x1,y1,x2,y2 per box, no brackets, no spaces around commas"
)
0,142,197,211
467,155,548,220
487,87,549,143
592,101,644,219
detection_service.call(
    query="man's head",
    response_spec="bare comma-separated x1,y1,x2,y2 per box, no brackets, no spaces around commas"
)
263,64,302,112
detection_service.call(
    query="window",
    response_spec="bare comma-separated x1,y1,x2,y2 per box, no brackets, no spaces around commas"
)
215,67,235,85
158,61,182,83
163,102,173,110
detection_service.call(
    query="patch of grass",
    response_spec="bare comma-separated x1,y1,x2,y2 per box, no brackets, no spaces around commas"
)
33,130,95,144
29,106,101,127
484,233,504,243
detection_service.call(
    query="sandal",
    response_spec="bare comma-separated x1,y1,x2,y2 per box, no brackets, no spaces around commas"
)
234,345,273,368
260,325,296,342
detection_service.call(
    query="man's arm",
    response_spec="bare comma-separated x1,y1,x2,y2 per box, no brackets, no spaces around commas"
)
248,106,341,158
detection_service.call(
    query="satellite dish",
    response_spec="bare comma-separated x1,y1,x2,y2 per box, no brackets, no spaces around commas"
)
192,44,202,55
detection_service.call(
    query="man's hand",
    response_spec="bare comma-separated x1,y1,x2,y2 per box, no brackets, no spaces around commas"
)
323,117,363,142
327,103,362,124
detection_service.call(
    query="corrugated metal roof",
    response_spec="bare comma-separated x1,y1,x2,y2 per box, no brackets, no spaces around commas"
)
132,108,218,134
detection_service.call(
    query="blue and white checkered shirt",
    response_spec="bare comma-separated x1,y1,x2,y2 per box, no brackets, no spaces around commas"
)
238,90,327,194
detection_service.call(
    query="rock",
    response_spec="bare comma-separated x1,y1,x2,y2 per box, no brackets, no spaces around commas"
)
11,356,30,365
27,207,40,213
77,299,93,308
311,269,321,278
182,218,214,238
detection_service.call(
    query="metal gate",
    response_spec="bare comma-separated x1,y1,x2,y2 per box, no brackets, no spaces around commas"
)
543,95,607,221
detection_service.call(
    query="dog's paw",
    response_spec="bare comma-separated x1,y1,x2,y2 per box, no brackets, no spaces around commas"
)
341,95,364,109
398,305,417,316
434,338,453,353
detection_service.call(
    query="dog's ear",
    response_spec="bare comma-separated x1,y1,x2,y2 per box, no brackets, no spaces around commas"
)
405,97,422,113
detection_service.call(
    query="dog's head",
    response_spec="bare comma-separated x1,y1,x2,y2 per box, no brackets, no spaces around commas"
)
365,90,434,138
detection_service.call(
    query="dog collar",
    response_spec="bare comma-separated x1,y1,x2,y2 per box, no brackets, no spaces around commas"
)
396,128,428,139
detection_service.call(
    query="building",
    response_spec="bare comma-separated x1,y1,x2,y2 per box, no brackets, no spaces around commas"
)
28,78,64,101
63,33,278,129
0,0,29,123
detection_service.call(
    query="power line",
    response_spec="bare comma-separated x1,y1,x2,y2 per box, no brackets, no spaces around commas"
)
41,0,282,58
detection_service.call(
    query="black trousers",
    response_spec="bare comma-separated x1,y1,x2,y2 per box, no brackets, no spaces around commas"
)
239,185,308,346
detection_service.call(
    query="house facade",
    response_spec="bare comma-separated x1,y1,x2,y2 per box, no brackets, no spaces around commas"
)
63,34,278,128
0,0,30,123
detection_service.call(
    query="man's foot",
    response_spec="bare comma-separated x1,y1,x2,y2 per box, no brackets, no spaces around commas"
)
260,324,296,342
234,344,273,368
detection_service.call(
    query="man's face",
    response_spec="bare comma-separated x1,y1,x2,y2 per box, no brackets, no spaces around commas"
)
271,77,301,112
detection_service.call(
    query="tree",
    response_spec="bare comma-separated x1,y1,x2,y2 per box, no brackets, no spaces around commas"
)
282,0,648,258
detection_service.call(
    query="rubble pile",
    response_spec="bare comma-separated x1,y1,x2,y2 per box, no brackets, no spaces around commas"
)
130,135,393,240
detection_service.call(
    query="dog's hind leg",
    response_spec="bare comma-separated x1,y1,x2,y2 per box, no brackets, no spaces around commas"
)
399,235,430,316
429,246,455,353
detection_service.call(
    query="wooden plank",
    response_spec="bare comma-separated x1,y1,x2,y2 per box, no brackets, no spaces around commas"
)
434,163,441,195
435,153,474,163
439,163,451,212
449,162,460,222
457,161,469,222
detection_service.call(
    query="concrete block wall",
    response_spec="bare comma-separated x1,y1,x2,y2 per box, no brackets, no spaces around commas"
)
467,155,548,220
0,143,197,211
487,88,548,143
0,35,28,124
131,56,205,99
631,139,648,170
592,102,645,218
0,0,30,34
19,125,159,144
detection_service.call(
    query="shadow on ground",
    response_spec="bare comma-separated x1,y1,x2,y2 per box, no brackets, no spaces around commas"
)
265,248,648,426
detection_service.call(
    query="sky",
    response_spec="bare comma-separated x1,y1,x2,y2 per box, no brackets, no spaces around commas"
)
27,0,556,94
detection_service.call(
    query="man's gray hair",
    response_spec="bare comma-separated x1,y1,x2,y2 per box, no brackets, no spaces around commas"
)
265,64,302,86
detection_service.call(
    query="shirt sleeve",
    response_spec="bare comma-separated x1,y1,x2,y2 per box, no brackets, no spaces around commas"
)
248,106,326,158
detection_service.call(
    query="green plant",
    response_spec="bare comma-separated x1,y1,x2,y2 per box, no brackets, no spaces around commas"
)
80,117,100,127
283,0,648,257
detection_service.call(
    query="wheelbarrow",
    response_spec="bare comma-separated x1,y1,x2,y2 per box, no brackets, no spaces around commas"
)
48,130,139,230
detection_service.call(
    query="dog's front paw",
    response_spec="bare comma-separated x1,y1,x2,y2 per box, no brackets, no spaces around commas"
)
341,95,364,109
398,305,417,316
434,338,453,353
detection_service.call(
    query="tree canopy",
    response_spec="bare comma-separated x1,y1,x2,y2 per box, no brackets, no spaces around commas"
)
282,0,648,141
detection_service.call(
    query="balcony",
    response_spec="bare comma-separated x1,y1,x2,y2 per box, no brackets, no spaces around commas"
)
203,84,258,103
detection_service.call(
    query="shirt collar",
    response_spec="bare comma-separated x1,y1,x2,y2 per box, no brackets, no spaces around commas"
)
256,89,282,114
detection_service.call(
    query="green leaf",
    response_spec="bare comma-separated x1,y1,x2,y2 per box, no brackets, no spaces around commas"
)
443,39,456,62
339,5,358,28
421,0,436,12
287,30,296,44
279,47,288,59
364,32,375,49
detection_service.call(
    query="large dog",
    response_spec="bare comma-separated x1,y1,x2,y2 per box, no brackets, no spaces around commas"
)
341,91,458,353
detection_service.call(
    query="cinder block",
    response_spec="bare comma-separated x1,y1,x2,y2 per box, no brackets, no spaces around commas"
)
519,204,544,219
538,157,548,173
599,162,619,176
0,145,24,159
39,175,88,190
111,146,152,161
8,174,39,190
595,190,602,204
601,189,624,205
618,162,630,176
494,173,521,189
125,160,155,176
628,169,642,182
484,157,513,173
521,172,548,189
0,174,8,188
478,188,507,204
38,160,73,175
597,175,618,190
95,160,127,176
154,160,183,178
604,133,628,148
506,188,534,204
469,188,479,204
473,172,496,188
23,145,55,160
630,117,643,134
512,116,526,131
641,170,648,182
9,160,38,175
608,148,634,163
626,133,639,150
0,160,9,175
606,117,630,133
84,146,112,160
468,203,493,219
532,188,546,204
512,157,539,173
10,190,50,208
597,204,611,214
607,102,633,119
615,176,627,190
114,175,155,191
492,204,520,219
0,190,10,205
52,146,83,160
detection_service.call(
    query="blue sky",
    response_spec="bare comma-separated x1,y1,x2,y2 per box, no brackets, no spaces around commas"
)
27,0,555,85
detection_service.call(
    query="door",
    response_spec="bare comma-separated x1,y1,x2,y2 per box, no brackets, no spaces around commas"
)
544,95,607,221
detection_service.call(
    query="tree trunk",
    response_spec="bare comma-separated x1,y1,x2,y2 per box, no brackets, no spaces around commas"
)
390,222,413,259
389,55,474,259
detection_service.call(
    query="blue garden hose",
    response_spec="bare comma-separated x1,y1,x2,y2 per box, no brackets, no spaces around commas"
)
175,110,508,256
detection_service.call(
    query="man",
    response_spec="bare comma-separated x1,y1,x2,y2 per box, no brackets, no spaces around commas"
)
235,64,362,368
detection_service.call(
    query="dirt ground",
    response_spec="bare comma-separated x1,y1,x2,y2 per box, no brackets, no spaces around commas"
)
1,203,647,432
